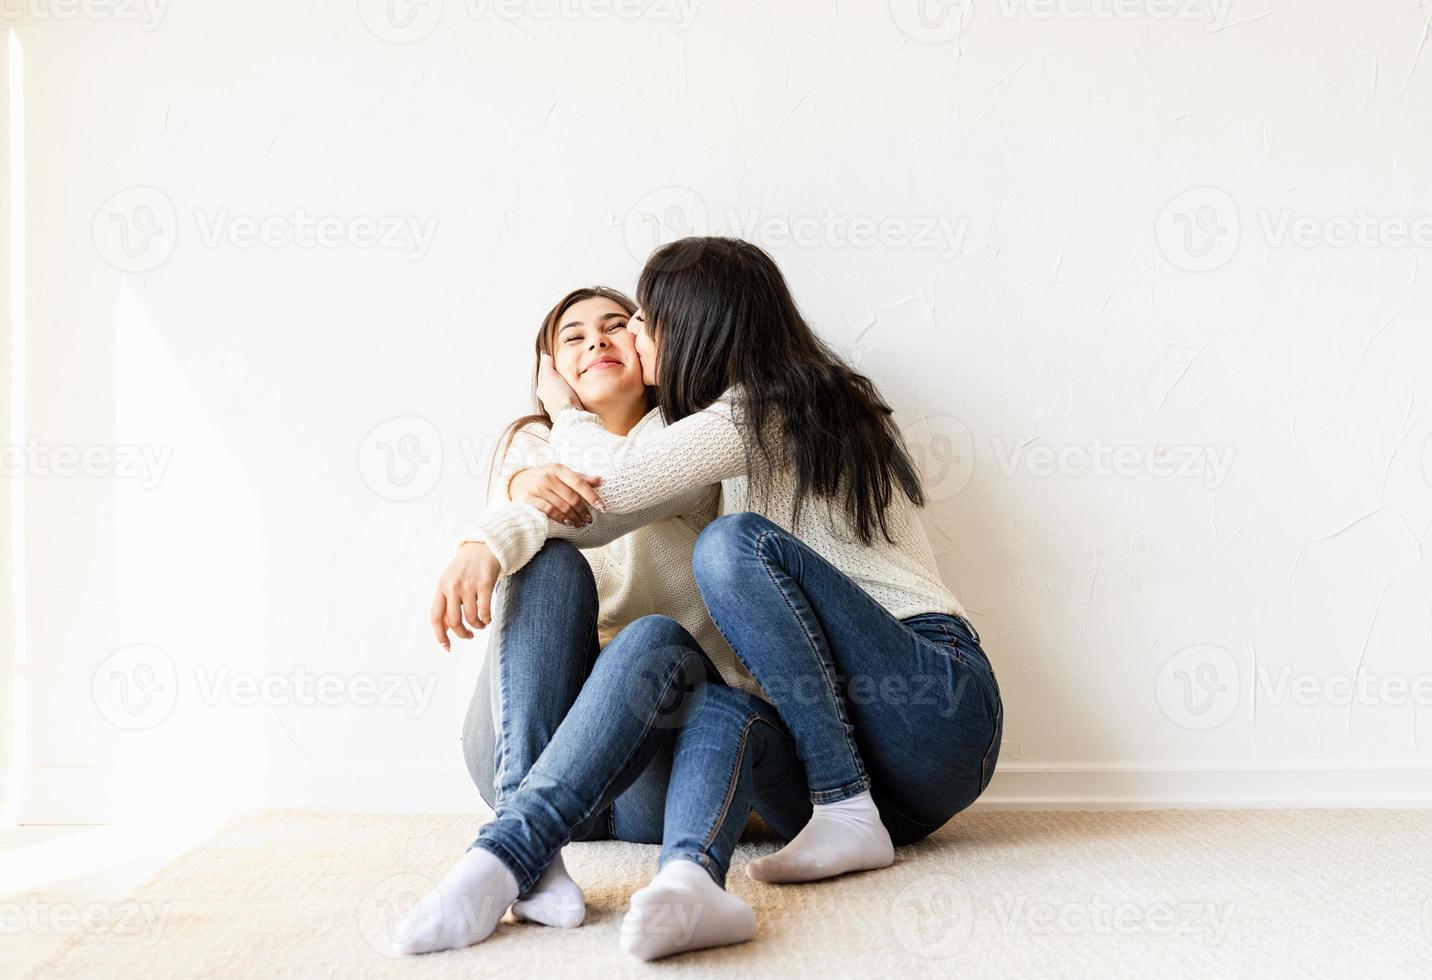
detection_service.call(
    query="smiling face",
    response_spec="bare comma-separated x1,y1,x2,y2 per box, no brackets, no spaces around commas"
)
549,296,646,412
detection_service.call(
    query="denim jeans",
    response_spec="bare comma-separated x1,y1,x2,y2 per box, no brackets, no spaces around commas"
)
691,512,1004,846
462,540,669,844
464,540,812,893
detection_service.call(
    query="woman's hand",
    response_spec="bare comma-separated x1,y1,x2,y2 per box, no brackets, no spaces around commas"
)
536,353,583,418
430,542,501,650
509,463,605,526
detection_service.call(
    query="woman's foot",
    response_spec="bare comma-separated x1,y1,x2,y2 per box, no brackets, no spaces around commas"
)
746,790,895,883
619,859,755,961
511,850,586,928
391,847,520,955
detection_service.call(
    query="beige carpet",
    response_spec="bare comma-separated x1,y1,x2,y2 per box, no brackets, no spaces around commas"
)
26,809,1432,978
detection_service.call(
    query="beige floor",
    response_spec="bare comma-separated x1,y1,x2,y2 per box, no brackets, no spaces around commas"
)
11,809,1432,978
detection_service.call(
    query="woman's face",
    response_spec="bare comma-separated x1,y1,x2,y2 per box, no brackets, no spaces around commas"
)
629,308,659,386
550,297,645,407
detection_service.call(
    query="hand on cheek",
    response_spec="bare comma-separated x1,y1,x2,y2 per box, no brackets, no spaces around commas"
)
537,353,583,416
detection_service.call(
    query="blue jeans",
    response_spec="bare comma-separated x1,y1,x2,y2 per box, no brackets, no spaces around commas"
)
464,540,812,893
691,513,1003,845
462,541,669,844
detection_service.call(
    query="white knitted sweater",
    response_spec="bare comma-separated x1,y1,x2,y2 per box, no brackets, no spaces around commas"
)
462,389,966,635
476,410,763,699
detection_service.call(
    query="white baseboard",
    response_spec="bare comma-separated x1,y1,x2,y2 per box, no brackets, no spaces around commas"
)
11,762,1432,824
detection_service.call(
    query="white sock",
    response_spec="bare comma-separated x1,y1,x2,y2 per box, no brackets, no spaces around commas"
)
510,850,586,928
745,790,895,883
391,847,520,955
619,859,755,961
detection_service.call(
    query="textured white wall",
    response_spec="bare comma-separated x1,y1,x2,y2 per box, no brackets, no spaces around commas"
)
5,0,1432,820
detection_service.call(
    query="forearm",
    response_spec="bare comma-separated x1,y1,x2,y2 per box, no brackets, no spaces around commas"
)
546,398,746,514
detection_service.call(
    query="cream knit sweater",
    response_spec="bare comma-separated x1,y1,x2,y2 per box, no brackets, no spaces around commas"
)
462,389,967,637
477,410,763,699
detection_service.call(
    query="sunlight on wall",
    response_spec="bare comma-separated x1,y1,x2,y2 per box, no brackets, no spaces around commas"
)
2,28,27,828
109,279,267,826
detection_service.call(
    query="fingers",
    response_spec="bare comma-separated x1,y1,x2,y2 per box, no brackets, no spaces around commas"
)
553,464,606,512
476,578,493,628
461,590,483,633
430,591,451,651
444,586,474,640
536,488,586,527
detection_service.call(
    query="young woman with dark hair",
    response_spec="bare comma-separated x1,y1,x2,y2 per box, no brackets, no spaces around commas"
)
417,285,816,961
412,238,999,959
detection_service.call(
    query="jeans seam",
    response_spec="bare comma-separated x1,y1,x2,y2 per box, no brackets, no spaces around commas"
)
491,581,512,804
699,713,761,854
750,527,869,795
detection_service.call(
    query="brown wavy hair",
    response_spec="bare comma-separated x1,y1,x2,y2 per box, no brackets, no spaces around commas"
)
487,285,649,500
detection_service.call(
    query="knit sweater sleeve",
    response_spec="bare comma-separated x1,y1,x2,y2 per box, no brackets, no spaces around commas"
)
542,392,748,515
455,414,724,576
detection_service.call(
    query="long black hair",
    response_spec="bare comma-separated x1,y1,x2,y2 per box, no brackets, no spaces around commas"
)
637,237,923,544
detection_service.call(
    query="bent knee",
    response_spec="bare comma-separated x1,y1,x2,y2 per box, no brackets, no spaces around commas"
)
693,512,777,582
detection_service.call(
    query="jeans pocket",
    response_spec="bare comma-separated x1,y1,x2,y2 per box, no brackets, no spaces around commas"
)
979,696,1003,793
